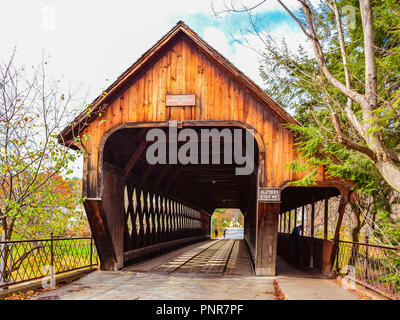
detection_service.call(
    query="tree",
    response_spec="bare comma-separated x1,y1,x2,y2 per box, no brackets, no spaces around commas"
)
215,0,400,192
0,50,89,284
0,49,84,242
11,175,89,239
214,0,400,244
211,208,244,238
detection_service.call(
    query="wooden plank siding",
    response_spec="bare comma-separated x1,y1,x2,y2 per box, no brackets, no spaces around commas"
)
78,37,321,199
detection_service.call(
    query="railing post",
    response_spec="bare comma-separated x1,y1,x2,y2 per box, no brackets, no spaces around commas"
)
335,240,340,274
0,231,5,287
283,212,286,233
324,195,328,240
90,237,93,266
50,232,54,268
364,235,369,283
311,198,315,238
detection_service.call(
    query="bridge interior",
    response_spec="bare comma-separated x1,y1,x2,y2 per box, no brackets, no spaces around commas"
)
102,125,260,268
97,124,349,277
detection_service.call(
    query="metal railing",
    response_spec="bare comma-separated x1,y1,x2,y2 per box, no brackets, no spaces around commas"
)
334,240,400,300
0,235,98,289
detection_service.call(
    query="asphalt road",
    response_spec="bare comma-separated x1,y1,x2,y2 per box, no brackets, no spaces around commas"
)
222,227,244,239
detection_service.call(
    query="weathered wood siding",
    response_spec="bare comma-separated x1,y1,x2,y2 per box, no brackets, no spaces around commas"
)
80,38,324,198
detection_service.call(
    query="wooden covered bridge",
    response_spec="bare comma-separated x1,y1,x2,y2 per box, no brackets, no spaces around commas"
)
58,21,354,276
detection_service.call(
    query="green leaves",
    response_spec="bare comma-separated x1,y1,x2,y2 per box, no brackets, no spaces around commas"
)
0,50,88,241
257,0,400,243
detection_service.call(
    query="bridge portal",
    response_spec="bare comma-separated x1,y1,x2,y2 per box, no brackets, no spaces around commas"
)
58,21,353,276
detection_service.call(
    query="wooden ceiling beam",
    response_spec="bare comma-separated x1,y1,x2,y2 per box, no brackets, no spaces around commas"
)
123,141,148,179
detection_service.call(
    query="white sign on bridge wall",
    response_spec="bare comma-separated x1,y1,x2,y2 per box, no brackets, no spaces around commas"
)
258,187,281,203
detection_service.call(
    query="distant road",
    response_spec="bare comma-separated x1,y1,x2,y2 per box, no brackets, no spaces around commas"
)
222,227,244,239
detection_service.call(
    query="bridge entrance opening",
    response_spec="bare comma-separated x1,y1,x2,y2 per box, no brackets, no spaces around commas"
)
211,208,244,240
101,124,260,270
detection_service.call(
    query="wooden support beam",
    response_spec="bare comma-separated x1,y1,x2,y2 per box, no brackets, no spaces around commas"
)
325,195,349,277
103,161,123,176
301,205,305,236
333,196,347,243
83,199,118,271
123,141,147,178
311,198,315,238
283,212,286,233
324,194,329,240
256,202,280,275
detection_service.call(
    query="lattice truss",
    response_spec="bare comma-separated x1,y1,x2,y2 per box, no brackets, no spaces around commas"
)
123,184,204,251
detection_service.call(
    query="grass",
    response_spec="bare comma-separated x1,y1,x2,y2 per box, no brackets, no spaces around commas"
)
1,239,98,286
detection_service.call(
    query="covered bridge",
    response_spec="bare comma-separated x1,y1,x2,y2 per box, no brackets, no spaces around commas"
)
58,21,354,276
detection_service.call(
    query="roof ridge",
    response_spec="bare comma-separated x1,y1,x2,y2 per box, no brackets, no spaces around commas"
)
59,21,298,144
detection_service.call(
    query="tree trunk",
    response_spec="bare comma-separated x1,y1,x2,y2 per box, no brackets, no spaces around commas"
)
374,159,400,193
299,0,400,193
0,231,11,287
349,203,362,266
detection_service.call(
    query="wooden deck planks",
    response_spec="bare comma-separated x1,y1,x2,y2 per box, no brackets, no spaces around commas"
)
124,240,254,275
225,240,254,275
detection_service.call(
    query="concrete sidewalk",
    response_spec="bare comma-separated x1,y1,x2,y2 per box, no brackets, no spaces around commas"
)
275,257,360,300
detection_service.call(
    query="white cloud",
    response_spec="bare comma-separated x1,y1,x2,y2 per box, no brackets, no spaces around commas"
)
203,27,233,57
201,25,263,87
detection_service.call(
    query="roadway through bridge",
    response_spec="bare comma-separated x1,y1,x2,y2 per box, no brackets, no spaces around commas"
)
124,239,254,275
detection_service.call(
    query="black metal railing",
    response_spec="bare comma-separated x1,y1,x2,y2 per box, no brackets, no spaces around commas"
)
334,240,400,300
0,235,98,289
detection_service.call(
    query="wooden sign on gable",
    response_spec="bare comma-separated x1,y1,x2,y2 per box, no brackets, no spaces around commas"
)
166,94,196,107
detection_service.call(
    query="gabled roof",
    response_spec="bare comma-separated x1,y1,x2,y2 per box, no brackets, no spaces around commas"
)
59,21,298,146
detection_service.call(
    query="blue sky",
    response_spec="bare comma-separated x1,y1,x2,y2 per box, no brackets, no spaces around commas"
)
169,9,299,54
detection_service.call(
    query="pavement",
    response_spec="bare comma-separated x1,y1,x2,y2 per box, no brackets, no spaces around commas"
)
31,271,277,300
275,257,360,300
223,228,244,239
30,240,361,300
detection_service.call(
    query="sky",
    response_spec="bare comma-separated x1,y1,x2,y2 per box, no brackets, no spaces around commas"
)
1,0,309,178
